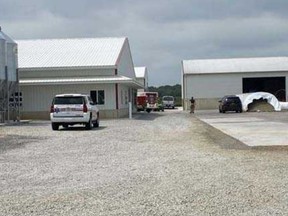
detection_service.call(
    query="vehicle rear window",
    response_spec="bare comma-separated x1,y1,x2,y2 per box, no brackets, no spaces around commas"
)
163,96,174,101
226,97,240,102
53,96,84,105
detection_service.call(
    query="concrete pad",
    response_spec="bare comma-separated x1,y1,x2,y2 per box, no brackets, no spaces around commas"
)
196,111,288,147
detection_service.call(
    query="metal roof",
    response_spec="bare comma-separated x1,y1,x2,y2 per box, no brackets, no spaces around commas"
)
19,76,143,88
182,57,288,74
135,67,146,78
17,37,127,69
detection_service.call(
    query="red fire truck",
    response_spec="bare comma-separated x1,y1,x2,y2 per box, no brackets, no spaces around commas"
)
137,92,163,113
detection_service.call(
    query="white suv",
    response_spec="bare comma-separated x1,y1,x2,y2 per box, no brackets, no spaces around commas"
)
50,94,99,130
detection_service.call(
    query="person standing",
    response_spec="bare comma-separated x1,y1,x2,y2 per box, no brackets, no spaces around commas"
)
190,97,195,113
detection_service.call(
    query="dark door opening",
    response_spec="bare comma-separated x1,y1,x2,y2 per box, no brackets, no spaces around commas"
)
242,77,286,101
90,90,97,103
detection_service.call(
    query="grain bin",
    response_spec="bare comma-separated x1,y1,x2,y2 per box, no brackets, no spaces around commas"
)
0,28,5,83
0,27,19,122
6,36,18,82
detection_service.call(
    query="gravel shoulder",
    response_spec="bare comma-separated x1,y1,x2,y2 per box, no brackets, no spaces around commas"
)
1,110,288,215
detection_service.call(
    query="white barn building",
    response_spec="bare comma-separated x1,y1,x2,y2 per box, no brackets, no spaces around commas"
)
182,57,288,110
17,37,143,119
135,67,148,92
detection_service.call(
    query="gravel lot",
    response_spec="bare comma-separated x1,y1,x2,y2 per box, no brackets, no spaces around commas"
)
1,109,288,215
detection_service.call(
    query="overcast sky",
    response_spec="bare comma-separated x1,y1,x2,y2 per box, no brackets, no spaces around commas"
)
1,0,288,86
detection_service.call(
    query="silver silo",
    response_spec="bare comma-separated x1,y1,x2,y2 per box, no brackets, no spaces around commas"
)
0,27,19,123
0,29,5,87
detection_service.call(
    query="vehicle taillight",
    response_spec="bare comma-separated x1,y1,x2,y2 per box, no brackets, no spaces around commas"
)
83,103,88,113
50,105,54,113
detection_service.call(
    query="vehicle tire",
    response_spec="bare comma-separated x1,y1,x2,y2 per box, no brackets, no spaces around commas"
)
222,110,226,113
93,119,99,128
52,123,59,131
85,117,93,130
146,109,151,113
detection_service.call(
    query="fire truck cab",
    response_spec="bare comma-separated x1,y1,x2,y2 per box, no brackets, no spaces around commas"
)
137,92,163,113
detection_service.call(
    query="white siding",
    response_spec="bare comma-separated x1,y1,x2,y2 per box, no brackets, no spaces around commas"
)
183,57,288,74
21,83,116,112
117,39,135,79
118,84,130,109
185,73,242,99
19,68,115,79
135,67,148,89
136,78,145,88
184,71,288,99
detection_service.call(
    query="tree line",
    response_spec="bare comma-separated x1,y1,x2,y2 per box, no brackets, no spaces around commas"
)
148,84,182,106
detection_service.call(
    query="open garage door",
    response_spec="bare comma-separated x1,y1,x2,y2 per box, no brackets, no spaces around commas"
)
242,77,286,101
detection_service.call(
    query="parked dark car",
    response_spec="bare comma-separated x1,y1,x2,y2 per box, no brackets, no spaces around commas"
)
219,95,242,113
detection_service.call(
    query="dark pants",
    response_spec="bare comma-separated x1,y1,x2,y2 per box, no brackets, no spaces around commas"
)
190,104,195,113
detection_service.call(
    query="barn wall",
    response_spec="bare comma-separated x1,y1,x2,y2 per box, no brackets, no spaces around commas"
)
183,71,288,110
19,83,117,119
117,39,136,79
19,68,115,79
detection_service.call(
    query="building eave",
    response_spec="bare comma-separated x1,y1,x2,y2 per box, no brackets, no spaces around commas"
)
19,65,117,72
19,76,144,89
184,70,288,75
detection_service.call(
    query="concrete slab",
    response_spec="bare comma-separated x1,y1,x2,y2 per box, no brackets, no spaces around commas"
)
196,111,288,147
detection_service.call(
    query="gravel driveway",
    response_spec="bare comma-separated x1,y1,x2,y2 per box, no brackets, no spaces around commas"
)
1,110,288,215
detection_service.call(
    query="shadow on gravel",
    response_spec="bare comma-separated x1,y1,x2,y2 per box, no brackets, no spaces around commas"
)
250,146,288,151
164,107,180,110
57,126,107,131
133,112,164,121
0,135,39,153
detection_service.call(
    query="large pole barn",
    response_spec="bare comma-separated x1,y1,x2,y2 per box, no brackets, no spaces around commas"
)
182,57,288,110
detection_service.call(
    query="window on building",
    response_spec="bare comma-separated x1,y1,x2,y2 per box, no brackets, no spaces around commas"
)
90,90,105,105
9,92,23,107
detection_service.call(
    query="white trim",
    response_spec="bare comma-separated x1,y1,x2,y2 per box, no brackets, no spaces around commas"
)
183,57,288,75
19,65,116,71
19,76,144,88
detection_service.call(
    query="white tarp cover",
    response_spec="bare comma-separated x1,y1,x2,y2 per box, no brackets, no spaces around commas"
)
280,102,288,110
236,92,281,112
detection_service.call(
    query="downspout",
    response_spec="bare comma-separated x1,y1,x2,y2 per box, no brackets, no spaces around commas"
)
181,61,186,110
5,66,9,122
16,68,20,121
115,69,119,117
115,84,119,110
